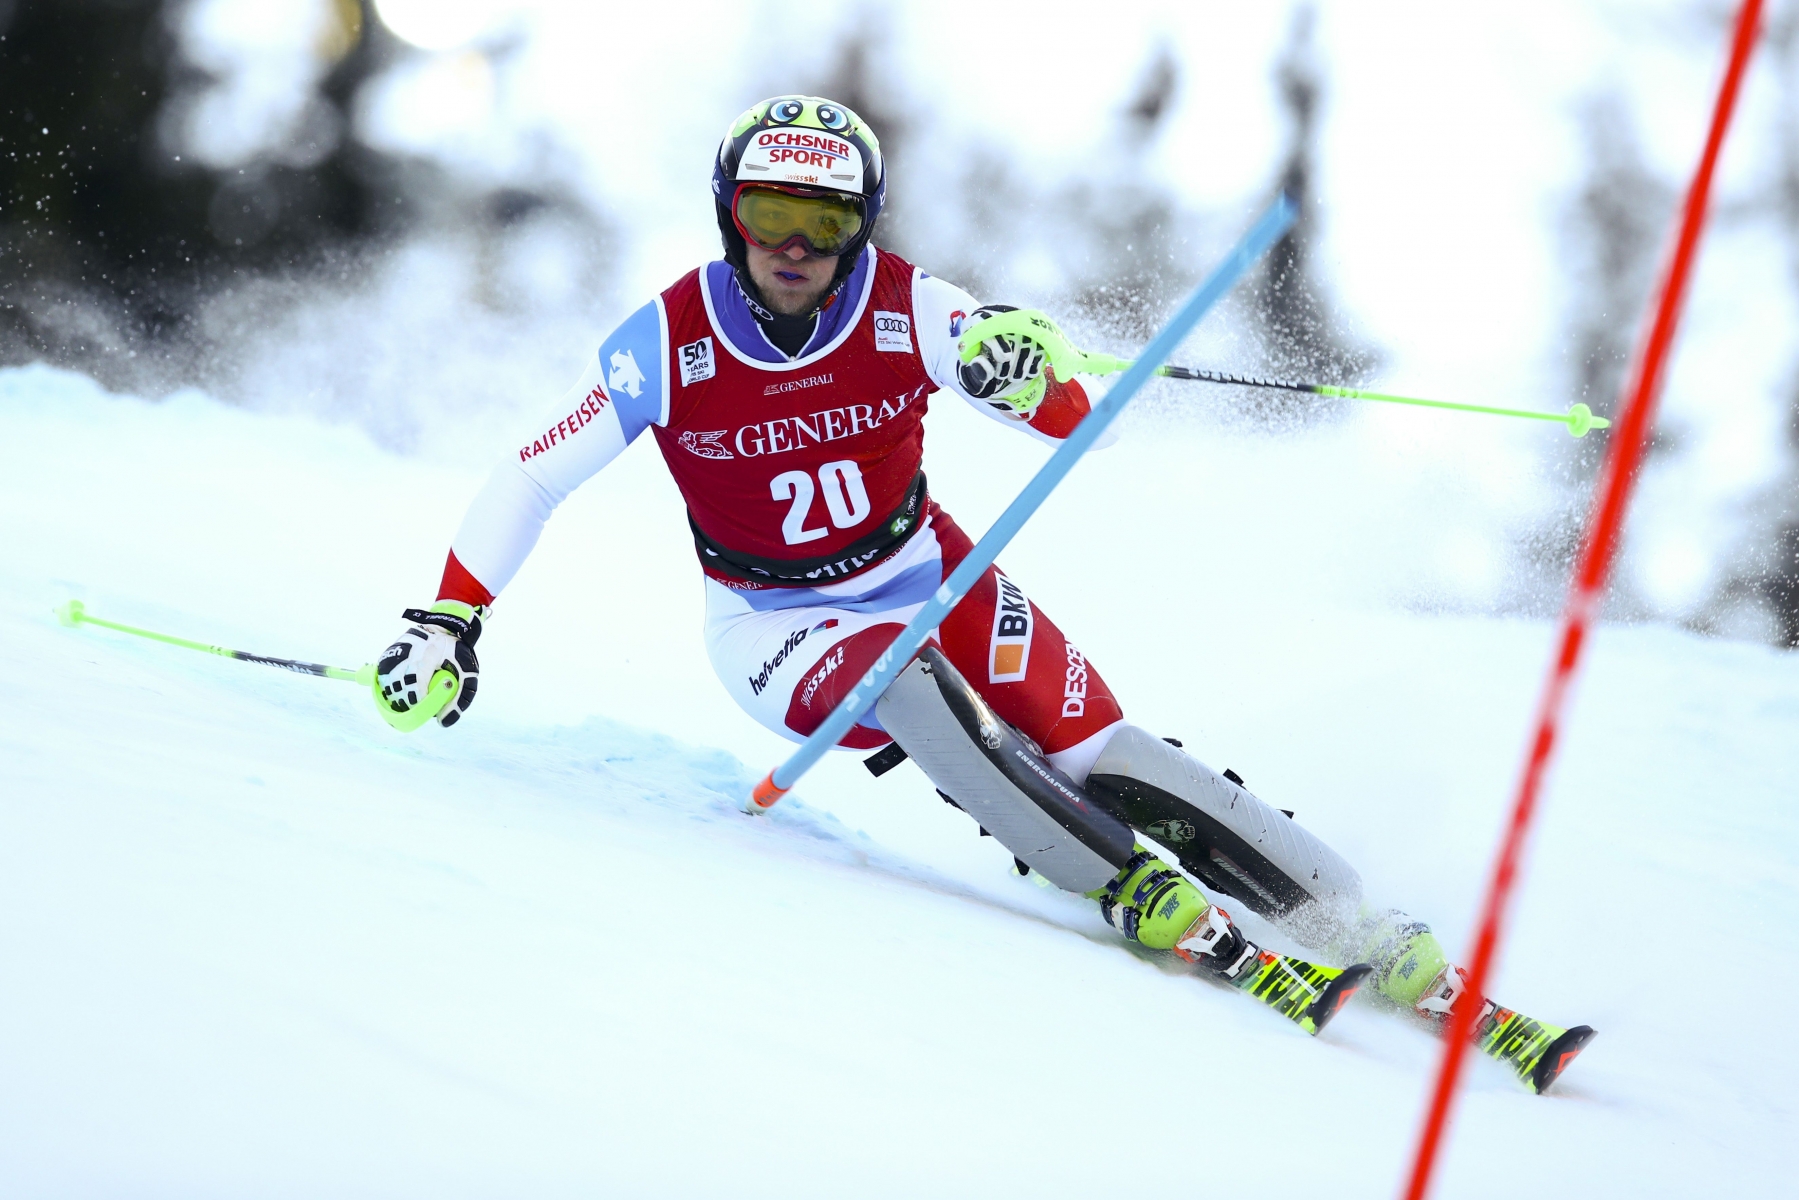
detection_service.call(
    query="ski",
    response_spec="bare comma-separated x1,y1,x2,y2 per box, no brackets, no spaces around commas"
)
1411,964,1596,1093
1469,1005,1597,1094
1232,952,1373,1036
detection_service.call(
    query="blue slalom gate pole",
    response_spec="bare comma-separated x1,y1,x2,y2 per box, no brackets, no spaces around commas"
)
748,192,1298,811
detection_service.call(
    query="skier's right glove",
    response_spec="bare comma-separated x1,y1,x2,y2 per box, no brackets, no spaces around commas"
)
375,600,484,731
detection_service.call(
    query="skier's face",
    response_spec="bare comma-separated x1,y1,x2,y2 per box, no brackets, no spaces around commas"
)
745,242,840,316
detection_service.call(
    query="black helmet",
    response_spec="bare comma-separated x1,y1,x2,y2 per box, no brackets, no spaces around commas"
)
712,95,886,314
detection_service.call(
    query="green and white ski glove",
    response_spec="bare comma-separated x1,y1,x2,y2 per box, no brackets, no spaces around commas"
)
956,304,1057,417
375,601,484,730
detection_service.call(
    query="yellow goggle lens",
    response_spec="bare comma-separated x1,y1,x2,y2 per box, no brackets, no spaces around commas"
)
735,188,864,255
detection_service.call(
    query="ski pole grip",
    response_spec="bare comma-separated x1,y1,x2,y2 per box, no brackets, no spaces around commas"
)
956,310,1136,381
372,668,459,733
957,309,1085,377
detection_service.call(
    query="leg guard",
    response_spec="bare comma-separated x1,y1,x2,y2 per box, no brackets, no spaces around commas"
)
876,647,1136,893
1083,725,1362,922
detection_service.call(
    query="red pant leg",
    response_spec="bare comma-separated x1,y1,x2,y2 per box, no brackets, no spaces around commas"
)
930,507,1124,755
781,624,901,749
775,505,1124,754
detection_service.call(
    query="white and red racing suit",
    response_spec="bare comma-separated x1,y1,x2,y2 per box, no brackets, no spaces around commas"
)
436,245,1126,780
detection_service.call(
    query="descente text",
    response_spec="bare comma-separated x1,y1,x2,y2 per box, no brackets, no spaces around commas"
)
1062,642,1088,718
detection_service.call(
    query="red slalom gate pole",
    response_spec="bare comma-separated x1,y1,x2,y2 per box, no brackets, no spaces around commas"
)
1399,3,1764,1198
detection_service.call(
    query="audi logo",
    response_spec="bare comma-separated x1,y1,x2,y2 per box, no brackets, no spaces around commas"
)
874,316,909,332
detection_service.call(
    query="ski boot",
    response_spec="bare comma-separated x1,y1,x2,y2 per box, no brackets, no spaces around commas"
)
1366,919,1596,1094
1092,849,1372,1036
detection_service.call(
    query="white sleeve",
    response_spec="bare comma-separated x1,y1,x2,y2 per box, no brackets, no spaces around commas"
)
447,295,669,599
447,356,629,597
910,270,1116,449
910,272,982,398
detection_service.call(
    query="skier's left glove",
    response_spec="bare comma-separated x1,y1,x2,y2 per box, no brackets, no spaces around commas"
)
375,600,484,730
957,305,1060,417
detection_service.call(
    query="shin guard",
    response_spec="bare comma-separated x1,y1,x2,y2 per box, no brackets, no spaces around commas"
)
876,647,1135,892
1084,725,1362,922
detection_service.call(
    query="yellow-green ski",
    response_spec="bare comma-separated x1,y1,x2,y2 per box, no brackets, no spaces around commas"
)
1468,1003,1597,1095
1231,950,1373,1036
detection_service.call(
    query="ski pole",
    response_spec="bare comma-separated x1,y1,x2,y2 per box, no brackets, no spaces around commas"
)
962,312,1611,439
1154,366,1612,438
57,599,372,681
53,599,455,731
746,192,1298,812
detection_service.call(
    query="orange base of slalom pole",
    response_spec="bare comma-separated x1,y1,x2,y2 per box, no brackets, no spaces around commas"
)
748,771,790,812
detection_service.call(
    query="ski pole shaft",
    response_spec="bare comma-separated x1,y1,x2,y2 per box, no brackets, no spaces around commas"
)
983,330,1608,438
55,599,375,685
1155,366,1611,437
748,192,1298,812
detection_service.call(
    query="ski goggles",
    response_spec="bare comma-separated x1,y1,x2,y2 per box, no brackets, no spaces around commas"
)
732,184,865,256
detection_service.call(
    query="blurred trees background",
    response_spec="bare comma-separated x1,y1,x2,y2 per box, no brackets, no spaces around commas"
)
0,0,408,387
1551,4,1799,646
3,0,1795,646
0,0,603,417
1761,6,1799,647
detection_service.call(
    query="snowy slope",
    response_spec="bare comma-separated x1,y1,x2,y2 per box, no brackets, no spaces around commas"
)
2,363,1796,1197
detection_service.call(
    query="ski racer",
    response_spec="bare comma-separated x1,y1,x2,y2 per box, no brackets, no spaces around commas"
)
375,95,1592,1089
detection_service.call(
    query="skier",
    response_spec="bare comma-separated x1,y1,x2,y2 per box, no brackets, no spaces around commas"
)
375,95,1592,1090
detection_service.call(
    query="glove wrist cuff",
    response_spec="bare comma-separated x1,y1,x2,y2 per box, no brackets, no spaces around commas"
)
402,601,486,645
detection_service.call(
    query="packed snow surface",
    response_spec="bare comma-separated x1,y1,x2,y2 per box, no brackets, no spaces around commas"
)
2,363,1795,1197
